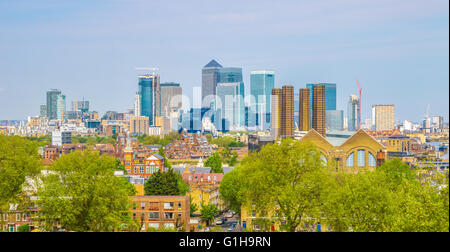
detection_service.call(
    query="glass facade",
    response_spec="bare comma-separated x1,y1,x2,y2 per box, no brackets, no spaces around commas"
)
346,153,354,167
215,82,245,132
139,74,160,126
46,89,62,120
325,110,344,131
56,94,66,120
357,150,365,167
202,60,222,108
348,95,359,131
306,83,336,128
368,152,376,167
250,70,275,131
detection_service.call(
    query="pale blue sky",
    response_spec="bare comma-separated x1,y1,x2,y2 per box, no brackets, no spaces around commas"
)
0,0,448,122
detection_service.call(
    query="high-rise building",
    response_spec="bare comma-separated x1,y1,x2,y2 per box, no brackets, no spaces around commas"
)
202,60,222,108
138,73,160,126
218,67,243,84
160,82,182,117
40,105,47,118
71,100,89,112
56,94,66,121
215,82,245,132
432,116,444,129
372,105,395,131
312,85,325,136
347,95,360,131
46,89,62,120
271,88,282,139
134,92,141,116
306,83,336,127
281,86,294,138
52,131,72,146
250,70,275,131
299,88,311,131
130,116,149,135
325,110,344,131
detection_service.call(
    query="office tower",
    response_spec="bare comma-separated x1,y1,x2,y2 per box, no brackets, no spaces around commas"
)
306,83,336,127
372,105,395,131
215,82,245,132
250,70,275,131
299,88,311,131
312,85,325,136
218,67,243,83
271,88,282,139
40,105,47,118
432,116,444,129
160,82,182,117
130,116,150,135
202,60,222,108
348,95,360,131
134,92,141,116
138,73,160,126
71,100,89,112
325,110,344,131
46,89,62,120
56,94,66,121
281,86,294,138
52,131,72,146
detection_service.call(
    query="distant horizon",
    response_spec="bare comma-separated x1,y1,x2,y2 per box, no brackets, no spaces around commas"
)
0,0,448,122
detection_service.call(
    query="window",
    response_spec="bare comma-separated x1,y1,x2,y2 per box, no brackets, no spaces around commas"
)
346,153,354,167
22,213,27,221
134,167,137,174
164,202,174,210
140,202,146,210
139,167,145,174
368,152,376,167
146,167,149,174
149,223,159,229
357,150,365,167
252,210,256,217
132,213,136,219
177,202,182,208
149,212,159,219
132,202,137,210
177,213,182,219
164,212,174,219
16,213,20,221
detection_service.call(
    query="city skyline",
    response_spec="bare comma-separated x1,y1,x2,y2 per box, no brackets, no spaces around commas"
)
0,0,448,122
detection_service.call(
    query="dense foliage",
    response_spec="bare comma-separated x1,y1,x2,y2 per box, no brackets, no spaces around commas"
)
137,132,179,147
144,168,189,196
37,150,136,232
220,138,449,232
205,153,223,173
200,203,219,225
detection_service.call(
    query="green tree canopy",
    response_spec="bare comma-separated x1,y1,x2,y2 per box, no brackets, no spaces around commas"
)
200,203,219,226
0,135,42,209
37,150,136,232
144,168,188,196
219,168,244,213
205,153,223,173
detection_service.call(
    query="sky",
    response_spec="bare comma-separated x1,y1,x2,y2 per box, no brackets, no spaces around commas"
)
0,0,448,123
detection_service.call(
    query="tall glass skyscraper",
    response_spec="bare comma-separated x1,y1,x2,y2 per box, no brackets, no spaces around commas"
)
46,89,62,120
202,60,222,108
348,95,359,131
306,83,337,128
56,94,66,121
250,70,275,131
215,82,245,132
139,74,160,126
218,67,243,83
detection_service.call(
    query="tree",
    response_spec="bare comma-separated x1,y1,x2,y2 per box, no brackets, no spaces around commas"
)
0,135,41,210
17,224,30,232
144,168,188,196
219,168,244,213
200,203,219,226
205,153,223,173
239,138,328,232
37,150,136,232
190,196,199,217
159,147,172,169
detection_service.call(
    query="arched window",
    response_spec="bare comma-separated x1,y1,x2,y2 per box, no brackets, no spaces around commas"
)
357,150,365,167
321,154,328,165
346,153,354,167
368,152,376,167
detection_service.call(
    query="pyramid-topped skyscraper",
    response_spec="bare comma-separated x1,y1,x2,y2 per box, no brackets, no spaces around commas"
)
202,59,223,109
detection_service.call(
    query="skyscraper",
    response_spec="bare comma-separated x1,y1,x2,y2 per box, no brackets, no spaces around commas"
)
271,88,282,139
325,110,344,131
218,67,243,83
134,92,141,116
56,94,66,121
348,95,360,131
250,70,275,131
215,82,245,132
130,116,149,135
160,82,182,117
138,73,160,126
46,89,61,120
372,105,395,131
202,60,222,108
299,88,311,131
281,85,294,138
306,83,336,128
40,105,47,118
312,85,325,136
71,100,89,112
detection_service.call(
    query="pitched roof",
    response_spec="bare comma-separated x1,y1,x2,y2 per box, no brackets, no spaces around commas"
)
204,59,222,68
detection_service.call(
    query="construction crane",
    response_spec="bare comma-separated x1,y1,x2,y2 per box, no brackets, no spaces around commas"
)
355,78,362,130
